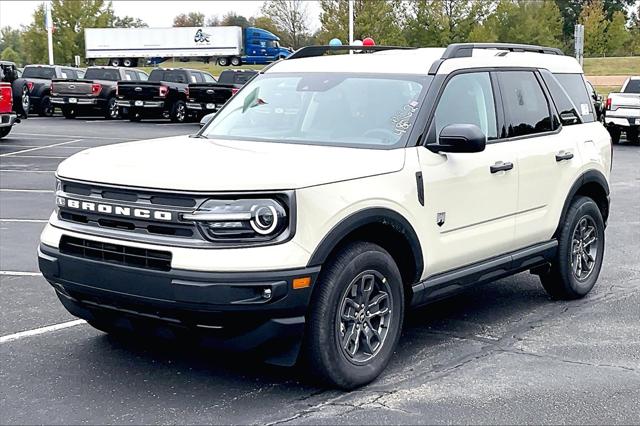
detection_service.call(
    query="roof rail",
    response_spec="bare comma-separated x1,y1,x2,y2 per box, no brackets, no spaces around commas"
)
441,43,564,59
287,45,416,60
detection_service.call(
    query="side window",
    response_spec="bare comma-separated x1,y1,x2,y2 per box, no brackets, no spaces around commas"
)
137,72,148,81
433,72,498,141
63,69,77,79
498,71,553,138
540,70,580,126
124,70,137,81
553,73,595,123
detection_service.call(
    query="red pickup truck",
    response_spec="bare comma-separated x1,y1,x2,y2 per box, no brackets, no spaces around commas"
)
0,82,19,139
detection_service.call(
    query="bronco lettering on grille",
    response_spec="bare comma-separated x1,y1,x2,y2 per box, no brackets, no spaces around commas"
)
57,196,173,221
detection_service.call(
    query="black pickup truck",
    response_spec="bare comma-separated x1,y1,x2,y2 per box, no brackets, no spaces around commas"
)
51,66,148,119
7,64,82,117
186,69,257,118
116,68,216,122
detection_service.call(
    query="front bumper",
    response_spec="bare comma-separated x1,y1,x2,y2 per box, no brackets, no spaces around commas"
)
38,243,320,365
0,112,18,127
51,96,101,106
117,100,164,108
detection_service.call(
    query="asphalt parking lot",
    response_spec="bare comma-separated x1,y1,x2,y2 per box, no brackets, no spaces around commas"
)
1,117,639,424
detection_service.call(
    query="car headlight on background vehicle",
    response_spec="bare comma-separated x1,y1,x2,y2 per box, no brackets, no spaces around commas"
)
182,198,290,243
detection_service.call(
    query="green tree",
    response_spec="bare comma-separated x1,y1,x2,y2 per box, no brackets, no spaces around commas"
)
555,0,635,45
250,16,281,38
261,0,311,49
0,27,24,63
220,12,251,28
317,0,404,45
173,12,205,27
580,0,608,56
113,16,147,28
605,10,629,56
21,4,49,64
1,47,21,63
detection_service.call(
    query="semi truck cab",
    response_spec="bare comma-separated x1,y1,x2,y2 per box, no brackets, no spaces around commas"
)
242,27,291,65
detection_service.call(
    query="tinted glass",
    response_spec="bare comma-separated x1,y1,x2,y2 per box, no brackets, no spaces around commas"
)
553,73,595,123
61,68,78,79
124,70,138,81
203,73,428,149
540,70,578,126
190,72,204,83
137,71,148,81
202,72,216,83
84,68,120,81
498,71,552,137
22,67,56,79
149,70,163,81
164,71,187,83
623,79,640,93
434,72,497,140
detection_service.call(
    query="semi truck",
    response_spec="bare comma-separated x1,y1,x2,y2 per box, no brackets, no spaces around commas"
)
84,26,292,68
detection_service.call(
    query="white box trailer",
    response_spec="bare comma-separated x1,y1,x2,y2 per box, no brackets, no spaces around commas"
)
85,27,243,67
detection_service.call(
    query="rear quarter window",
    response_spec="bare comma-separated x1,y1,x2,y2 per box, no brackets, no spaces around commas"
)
623,79,640,93
553,73,595,123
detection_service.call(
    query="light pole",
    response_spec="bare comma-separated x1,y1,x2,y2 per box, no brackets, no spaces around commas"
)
348,0,354,53
45,1,54,65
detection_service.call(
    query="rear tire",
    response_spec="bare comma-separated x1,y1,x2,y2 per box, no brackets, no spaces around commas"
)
627,127,639,145
540,196,605,300
129,108,142,122
38,95,53,117
20,85,30,118
217,57,229,67
231,56,242,66
170,100,187,123
608,126,620,144
62,106,76,119
0,127,11,139
109,58,121,67
105,97,119,119
303,242,404,389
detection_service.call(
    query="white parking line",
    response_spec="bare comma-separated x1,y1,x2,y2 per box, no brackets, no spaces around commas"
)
0,170,56,173
0,189,54,193
0,139,82,157
0,144,93,149
6,155,68,159
0,320,86,344
13,132,133,140
0,271,42,276
0,219,49,223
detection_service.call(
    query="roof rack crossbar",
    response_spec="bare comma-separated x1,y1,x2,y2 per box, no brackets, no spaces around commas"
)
287,45,416,60
441,43,564,59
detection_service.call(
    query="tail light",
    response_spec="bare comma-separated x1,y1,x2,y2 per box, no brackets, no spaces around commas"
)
231,88,239,96
49,83,55,96
0,85,13,113
159,85,168,97
605,97,612,110
91,83,102,96
26,81,34,91
115,85,118,96
184,87,189,97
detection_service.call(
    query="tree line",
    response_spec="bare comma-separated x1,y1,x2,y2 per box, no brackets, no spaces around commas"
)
1,0,639,66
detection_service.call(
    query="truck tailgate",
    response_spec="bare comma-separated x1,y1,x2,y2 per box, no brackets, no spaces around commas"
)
188,83,236,105
117,82,162,100
51,79,94,96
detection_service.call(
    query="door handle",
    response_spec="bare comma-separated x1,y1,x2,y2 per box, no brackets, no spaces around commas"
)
490,161,514,173
555,151,574,162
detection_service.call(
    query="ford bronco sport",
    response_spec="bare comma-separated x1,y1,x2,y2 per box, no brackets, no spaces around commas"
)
39,43,612,389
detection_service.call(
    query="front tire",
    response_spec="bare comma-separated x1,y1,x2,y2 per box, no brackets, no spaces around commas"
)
304,242,404,389
0,127,11,139
20,86,30,118
540,196,605,300
38,95,53,117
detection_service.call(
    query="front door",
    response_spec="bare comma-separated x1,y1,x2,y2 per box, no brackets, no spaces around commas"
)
417,71,519,275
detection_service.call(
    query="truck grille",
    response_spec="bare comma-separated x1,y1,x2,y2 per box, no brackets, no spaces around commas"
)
60,236,172,271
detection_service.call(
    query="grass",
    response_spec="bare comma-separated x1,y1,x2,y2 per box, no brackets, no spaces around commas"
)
583,56,640,76
594,85,622,97
138,61,265,77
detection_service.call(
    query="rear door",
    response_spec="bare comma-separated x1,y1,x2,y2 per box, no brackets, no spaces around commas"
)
418,71,519,274
497,70,582,248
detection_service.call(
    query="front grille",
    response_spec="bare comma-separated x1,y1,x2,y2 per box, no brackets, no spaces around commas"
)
60,236,172,271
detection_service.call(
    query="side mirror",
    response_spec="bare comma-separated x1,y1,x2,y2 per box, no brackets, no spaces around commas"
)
427,124,486,153
559,111,580,126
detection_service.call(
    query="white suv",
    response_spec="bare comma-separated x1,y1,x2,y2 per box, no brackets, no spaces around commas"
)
39,43,612,389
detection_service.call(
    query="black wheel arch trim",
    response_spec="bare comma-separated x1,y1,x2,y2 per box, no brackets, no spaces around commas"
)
554,169,610,238
306,207,424,284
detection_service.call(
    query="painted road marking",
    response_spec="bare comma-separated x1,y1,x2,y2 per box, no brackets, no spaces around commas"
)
13,132,133,140
0,139,83,157
0,320,86,344
0,189,54,193
0,219,49,223
0,271,42,276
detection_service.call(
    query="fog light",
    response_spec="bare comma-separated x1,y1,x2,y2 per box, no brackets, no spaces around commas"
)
262,288,272,299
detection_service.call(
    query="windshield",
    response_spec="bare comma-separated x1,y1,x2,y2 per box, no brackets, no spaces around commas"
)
202,73,429,149
23,67,55,79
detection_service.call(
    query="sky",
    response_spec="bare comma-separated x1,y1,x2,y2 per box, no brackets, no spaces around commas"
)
0,0,322,30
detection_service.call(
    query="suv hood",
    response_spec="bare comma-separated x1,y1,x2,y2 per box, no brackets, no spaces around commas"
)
57,136,405,191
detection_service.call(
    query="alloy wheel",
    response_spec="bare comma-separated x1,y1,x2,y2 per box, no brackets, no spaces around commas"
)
21,87,30,112
336,270,393,364
571,216,598,281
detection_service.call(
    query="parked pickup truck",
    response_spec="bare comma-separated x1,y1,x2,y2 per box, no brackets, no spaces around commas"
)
51,66,148,119
604,76,640,144
0,82,20,139
186,69,257,118
116,68,216,122
17,64,83,117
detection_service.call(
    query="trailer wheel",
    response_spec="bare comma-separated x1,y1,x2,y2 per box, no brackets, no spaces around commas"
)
217,57,229,67
230,56,242,66
123,58,133,67
109,58,121,67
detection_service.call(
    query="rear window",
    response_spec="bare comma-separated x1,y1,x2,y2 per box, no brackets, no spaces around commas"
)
60,68,79,79
623,79,640,93
219,71,256,85
22,67,56,79
163,71,188,83
84,68,120,81
553,73,595,123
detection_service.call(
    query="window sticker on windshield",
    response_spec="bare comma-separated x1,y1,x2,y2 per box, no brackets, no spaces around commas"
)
391,100,419,135
580,103,589,116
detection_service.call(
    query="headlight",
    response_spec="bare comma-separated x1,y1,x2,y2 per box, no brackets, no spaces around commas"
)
182,198,289,243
